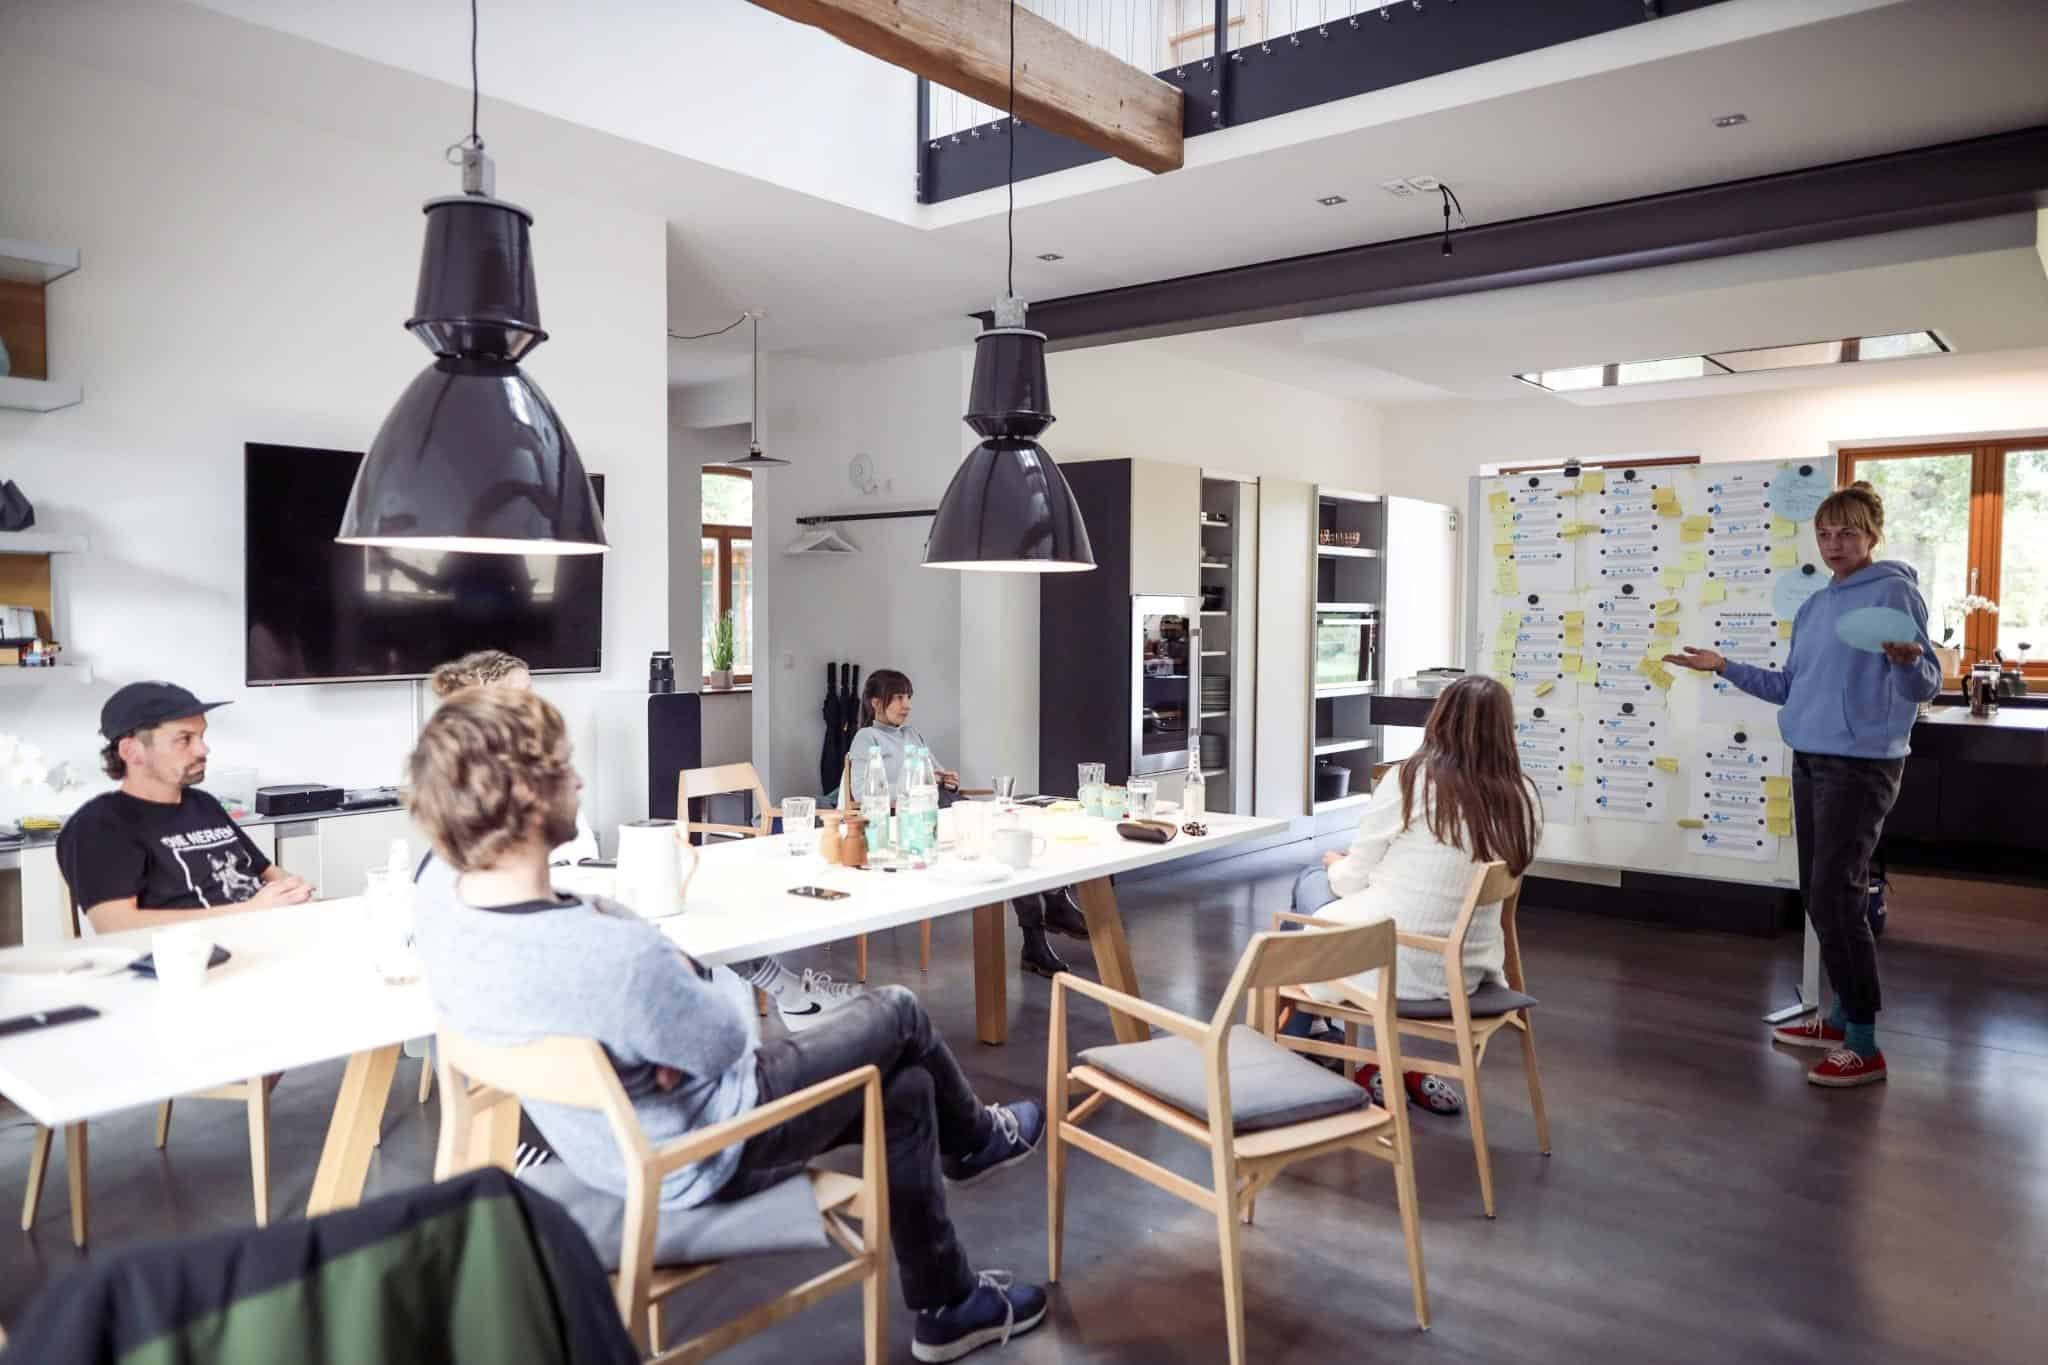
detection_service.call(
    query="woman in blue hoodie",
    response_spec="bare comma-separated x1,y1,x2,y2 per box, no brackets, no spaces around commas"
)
1665,481,1938,1089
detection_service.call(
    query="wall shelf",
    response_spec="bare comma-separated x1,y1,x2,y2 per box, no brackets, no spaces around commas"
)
1314,736,1376,757
1316,601,1378,614
1312,791,1375,815
0,532,88,556
1200,560,1230,569
1314,682,1377,698
1200,610,1229,617
1316,545,1380,559
1200,648,1229,658
0,377,83,413
1200,707,1230,719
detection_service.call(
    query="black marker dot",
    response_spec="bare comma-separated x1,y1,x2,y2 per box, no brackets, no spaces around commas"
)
1799,464,1813,477
1802,564,1816,576
1528,476,1540,488
1734,731,1748,744
1533,707,1546,719
1625,469,1638,482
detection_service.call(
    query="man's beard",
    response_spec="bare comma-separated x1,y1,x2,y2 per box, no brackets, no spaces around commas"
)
180,762,207,787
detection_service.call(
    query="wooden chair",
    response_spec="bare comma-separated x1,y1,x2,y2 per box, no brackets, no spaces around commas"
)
1271,861,1550,1218
21,875,278,1248
433,1029,888,1362
680,761,882,984
1047,918,1428,1364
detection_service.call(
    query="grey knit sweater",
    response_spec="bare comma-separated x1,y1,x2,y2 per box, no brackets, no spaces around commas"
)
412,862,758,1208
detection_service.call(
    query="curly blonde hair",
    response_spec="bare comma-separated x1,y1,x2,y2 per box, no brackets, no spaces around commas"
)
428,649,529,699
406,688,579,873
1815,480,1884,544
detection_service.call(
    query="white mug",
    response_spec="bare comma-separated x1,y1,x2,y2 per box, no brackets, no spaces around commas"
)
152,925,214,992
948,800,990,860
991,826,1047,870
614,819,688,918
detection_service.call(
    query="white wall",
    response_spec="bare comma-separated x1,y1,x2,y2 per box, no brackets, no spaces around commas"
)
0,41,668,842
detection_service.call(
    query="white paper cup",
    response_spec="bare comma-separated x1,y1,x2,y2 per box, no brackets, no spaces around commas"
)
152,926,213,992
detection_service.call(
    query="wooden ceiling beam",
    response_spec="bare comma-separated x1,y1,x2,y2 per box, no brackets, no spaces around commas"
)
746,0,1184,174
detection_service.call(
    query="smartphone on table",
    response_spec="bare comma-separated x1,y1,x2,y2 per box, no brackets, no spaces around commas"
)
789,886,851,901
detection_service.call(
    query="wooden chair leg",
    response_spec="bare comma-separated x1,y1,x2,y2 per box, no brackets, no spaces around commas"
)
755,987,770,1018
1518,1015,1552,1155
154,1099,174,1150
21,1125,52,1231
247,1079,272,1228
64,1123,87,1249
1211,1162,1249,1365
920,920,931,974
418,1050,436,1105
856,934,868,984
1457,1033,1496,1218
1389,1138,1430,1330
646,1302,663,1353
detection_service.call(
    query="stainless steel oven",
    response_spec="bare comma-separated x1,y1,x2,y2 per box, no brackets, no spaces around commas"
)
1131,595,1199,776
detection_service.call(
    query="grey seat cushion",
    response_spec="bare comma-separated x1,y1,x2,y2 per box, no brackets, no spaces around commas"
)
1079,1025,1368,1133
521,1161,827,1271
1396,982,1538,1020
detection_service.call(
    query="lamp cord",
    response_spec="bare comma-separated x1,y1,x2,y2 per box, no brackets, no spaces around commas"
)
1438,183,1466,257
1007,0,1016,302
666,314,749,342
466,0,483,150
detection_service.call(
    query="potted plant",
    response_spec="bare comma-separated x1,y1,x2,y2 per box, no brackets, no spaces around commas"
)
1939,594,1998,680
708,609,736,690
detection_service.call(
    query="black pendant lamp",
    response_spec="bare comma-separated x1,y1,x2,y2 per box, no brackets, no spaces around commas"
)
338,0,606,556
922,0,1094,574
705,312,789,470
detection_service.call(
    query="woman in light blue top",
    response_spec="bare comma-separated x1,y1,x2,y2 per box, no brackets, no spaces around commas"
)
1664,481,1938,1089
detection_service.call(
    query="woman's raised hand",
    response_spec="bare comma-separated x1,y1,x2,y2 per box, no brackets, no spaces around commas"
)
1879,641,1923,667
1661,646,1727,674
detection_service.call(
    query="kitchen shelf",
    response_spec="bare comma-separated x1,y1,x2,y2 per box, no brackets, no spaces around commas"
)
1314,682,1377,698
1199,515,1231,527
1315,601,1377,614
1200,708,1230,719
1144,673,1190,680
1316,545,1380,559
0,239,80,286
1200,560,1230,569
0,377,83,413
0,532,88,556
0,663,92,687
1200,648,1229,658
1313,736,1376,757
1312,791,1375,815
1200,610,1229,618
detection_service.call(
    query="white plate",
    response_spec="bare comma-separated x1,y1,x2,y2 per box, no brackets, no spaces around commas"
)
929,860,1012,886
0,947,138,979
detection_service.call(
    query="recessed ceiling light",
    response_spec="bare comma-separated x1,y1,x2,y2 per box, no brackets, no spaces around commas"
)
1317,195,1348,206
1378,180,1415,197
1713,112,1749,128
1036,251,1064,261
1513,330,1947,393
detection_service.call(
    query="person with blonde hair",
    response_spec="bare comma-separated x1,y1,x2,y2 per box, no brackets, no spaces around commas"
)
406,689,1049,1361
425,650,860,1031
1665,481,1938,1088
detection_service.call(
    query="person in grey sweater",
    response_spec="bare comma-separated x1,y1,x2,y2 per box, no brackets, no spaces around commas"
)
407,687,1050,1362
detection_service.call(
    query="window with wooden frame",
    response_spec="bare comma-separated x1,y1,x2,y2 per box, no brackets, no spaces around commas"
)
1839,438,2048,676
702,470,753,685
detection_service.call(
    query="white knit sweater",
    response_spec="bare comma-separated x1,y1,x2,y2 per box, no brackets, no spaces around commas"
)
1304,776,1519,1005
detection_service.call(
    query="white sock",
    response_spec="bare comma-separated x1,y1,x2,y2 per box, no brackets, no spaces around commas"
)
747,958,796,993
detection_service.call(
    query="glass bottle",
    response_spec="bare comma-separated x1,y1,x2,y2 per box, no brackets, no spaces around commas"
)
862,749,893,855
902,744,939,859
1183,748,1206,819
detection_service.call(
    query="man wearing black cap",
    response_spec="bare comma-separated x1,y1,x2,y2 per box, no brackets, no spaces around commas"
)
57,682,313,934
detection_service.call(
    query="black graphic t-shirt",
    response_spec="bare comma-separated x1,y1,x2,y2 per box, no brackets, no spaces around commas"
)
57,789,273,914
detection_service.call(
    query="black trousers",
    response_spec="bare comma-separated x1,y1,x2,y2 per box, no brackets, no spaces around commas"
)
1792,752,1904,1027
716,986,990,1311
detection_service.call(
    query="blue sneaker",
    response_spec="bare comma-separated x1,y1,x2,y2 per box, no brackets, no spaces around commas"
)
913,1272,1049,1362
942,1101,1044,1187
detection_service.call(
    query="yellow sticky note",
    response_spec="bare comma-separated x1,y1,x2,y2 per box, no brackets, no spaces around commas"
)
1766,815,1793,838
1654,756,1680,773
1566,764,1585,786
1492,541,1514,560
1681,525,1706,544
1678,548,1707,573
1577,662,1599,684
1653,598,1681,617
1770,544,1798,568
1534,680,1556,698
1496,561,1518,593
1500,611,1521,634
1488,491,1509,514
1682,515,1711,533
1581,472,1605,494
1777,619,1794,639
1661,567,1688,589
1564,626,1585,649
1677,818,1705,830
1771,516,1795,541
1560,521,1593,539
1640,661,1675,690
1765,797,1793,819
1653,619,1680,638
1702,580,1728,604
1562,611,1585,627
1562,652,1584,673
1764,776,1792,798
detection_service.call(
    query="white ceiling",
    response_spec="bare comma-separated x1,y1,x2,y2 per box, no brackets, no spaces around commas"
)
21,0,2048,397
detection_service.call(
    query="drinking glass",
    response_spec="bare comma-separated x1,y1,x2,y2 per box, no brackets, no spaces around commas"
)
1125,777,1158,821
1078,762,1105,814
992,775,1018,805
362,868,420,985
782,796,817,856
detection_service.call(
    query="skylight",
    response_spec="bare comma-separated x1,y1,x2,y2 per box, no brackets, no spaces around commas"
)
1514,331,1948,393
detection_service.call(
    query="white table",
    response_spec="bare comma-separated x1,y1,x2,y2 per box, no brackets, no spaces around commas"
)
0,900,435,1224
664,810,1286,1046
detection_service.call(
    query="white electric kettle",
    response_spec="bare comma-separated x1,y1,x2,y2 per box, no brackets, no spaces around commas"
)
614,819,694,918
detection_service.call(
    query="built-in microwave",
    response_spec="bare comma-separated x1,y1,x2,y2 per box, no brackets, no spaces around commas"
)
1132,595,1200,776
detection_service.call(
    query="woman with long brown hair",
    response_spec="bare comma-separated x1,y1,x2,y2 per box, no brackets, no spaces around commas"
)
1284,675,1542,1114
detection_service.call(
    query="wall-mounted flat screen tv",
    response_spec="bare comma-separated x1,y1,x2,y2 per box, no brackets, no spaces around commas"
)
245,443,604,685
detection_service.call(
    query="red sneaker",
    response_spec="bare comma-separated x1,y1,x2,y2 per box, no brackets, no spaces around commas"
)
1807,1048,1887,1088
1772,1015,1845,1050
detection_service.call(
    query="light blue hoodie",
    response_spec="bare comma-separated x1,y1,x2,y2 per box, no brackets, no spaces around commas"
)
1720,560,1940,760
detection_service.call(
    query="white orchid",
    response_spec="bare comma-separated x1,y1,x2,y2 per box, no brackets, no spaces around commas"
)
1941,595,1999,645
0,734,51,790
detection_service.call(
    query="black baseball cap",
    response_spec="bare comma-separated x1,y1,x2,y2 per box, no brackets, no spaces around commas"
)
99,682,232,741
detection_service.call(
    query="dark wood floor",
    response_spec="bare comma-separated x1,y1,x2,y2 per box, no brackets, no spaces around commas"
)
4,840,2045,1363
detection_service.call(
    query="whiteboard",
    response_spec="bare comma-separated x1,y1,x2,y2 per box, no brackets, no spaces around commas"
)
1463,457,1835,889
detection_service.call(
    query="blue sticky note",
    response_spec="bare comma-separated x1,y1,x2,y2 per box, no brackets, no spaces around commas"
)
1775,462,1832,521
1773,563,1827,618
1835,605,1919,654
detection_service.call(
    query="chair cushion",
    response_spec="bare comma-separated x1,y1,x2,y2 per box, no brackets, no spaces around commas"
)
1396,982,1538,1020
1079,1026,1368,1133
520,1162,828,1270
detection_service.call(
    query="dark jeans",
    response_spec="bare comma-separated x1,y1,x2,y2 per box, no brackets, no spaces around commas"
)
717,985,990,1311
1792,752,1904,1027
